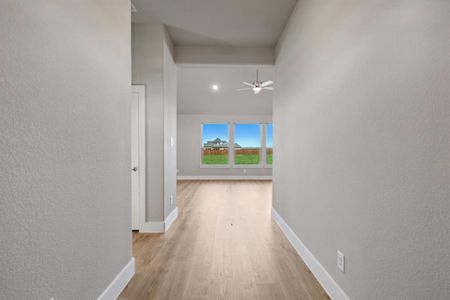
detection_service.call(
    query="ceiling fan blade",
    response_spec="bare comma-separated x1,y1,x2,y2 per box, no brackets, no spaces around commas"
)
242,82,254,87
261,80,273,87
237,87,252,91
263,87,274,90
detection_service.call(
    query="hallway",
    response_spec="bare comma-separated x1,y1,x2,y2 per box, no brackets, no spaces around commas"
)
119,181,329,299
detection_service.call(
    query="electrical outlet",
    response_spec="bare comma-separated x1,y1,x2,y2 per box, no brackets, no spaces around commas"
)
170,195,174,205
337,251,345,273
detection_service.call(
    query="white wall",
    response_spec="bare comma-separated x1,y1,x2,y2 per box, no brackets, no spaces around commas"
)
177,114,272,178
0,1,132,299
132,22,165,222
132,23,177,222
163,38,178,218
274,0,450,299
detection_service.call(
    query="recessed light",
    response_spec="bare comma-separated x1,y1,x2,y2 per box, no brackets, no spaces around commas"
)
211,84,219,91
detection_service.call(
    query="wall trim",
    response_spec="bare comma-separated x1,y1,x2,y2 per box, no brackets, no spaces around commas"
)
140,208,178,233
97,257,135,300
177,176,272,181
164,207,178,232
271,208,350,300
140,221,164,233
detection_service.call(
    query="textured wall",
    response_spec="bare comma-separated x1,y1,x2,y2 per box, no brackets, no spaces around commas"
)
274,0,450,299
177,114,273,177
132,23,165,222
163,35,178,218
132,23,178,221
0,1,132,299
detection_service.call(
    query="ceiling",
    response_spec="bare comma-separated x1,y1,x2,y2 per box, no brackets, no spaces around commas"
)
131,0,297,47
178,67,273,115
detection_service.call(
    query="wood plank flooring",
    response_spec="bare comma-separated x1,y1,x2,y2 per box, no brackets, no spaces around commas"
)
119,180,329,300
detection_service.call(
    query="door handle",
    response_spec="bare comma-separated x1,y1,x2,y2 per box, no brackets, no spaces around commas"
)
132,167,138,172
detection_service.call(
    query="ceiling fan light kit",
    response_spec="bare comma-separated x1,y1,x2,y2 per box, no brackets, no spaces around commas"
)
237,69,274,94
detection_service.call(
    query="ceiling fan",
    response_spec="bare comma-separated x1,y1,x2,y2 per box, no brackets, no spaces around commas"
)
237,69,273,94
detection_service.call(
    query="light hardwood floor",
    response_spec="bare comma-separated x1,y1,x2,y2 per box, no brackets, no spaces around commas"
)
119,181,329,300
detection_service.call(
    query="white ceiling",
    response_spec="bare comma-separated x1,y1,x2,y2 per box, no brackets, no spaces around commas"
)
131,0,297,47
178,67,273,115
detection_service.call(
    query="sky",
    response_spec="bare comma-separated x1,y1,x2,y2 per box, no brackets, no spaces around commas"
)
235,124,260,147
203,123,273,148
202,124,229,142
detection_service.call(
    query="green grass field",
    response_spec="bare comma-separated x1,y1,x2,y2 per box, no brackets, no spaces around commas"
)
235,154,259,164
202,154,229,165
202,148,272,165
202,154,273,165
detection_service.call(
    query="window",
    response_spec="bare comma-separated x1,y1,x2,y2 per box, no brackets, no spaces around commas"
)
200,122,273,168
266,123,273,165
202,123,229,165
234,124,261,165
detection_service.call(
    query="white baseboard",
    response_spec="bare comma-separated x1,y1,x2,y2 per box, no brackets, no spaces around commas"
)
140,208,178,233
98,257,135,300
271,208,350,300
177,175,272,180
140,221,164,233
164,207,178,231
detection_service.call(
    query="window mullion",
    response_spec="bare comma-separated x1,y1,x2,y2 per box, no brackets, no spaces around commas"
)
229,122,235,167
261,124,266,167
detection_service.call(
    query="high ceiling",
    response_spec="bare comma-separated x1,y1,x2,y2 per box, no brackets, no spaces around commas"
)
131,0,297,47
178,67,273,115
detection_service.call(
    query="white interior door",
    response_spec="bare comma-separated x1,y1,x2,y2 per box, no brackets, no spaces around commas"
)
131,85,146,230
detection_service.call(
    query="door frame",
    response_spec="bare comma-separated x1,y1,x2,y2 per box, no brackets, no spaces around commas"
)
132,85,146,230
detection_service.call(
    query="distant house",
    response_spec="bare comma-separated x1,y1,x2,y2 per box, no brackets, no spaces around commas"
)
203,138,241,150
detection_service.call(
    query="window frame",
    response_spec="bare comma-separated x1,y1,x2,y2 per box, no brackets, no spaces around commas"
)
200,122,232,168
200,122,273,169
232,122,263,169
